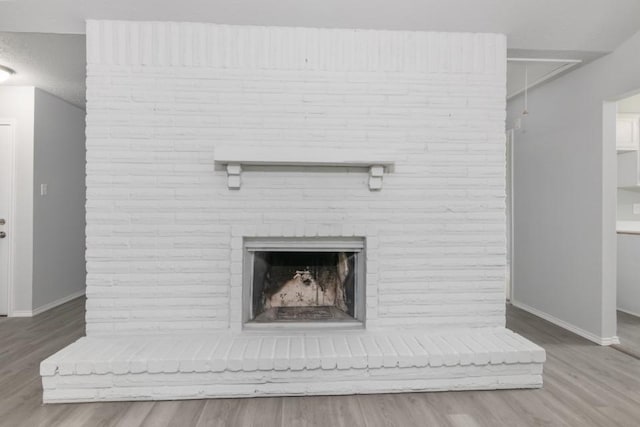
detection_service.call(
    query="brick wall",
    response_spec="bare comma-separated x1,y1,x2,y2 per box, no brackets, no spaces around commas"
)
85,21,507,335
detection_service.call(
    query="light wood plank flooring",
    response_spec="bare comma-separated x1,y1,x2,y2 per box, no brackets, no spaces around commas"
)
1,298,640,427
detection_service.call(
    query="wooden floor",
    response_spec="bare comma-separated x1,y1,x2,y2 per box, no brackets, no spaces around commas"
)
617,310,640,358
2,299,640,427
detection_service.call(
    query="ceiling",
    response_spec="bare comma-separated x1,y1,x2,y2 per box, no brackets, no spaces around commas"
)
0,32,85,108
2,0,640,52
0,0,639,108
505,49,606,99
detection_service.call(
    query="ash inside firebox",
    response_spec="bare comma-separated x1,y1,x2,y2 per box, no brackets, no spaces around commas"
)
251,251,357,322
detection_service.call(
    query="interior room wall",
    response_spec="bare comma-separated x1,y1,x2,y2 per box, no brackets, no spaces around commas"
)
32,88,86,311
0,86,35,315
506,30,640,344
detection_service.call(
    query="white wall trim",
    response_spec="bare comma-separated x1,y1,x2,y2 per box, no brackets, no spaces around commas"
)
601,100,619,343
31,289,85,316
0,119,17,317
511,300,620,346
599,335,622,346
617,307,640,319
10,310,33,317
506,128,515,302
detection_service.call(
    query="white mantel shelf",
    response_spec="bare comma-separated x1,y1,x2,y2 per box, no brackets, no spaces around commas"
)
214,146,395,190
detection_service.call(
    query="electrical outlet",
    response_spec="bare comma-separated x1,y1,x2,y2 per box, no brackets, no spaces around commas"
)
633,203,640,215
40,183,48,196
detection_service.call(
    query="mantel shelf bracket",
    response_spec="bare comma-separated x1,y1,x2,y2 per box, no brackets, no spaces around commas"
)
368,165,385,191
226,163,242,190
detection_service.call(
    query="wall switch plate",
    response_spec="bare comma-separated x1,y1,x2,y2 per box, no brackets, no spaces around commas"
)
633,203,640,215
40,183,48,196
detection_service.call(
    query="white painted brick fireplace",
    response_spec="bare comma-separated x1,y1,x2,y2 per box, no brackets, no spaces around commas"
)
40,20,545,402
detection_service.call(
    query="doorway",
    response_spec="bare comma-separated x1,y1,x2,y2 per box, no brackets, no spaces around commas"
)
613,91,640,357
0,120,15,316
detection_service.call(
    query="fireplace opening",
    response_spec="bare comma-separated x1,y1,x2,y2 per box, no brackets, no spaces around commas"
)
243,238,365,326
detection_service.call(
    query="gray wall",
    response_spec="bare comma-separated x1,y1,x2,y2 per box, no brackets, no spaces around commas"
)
507,30,640,342
0,87,34,314
32,89,85,310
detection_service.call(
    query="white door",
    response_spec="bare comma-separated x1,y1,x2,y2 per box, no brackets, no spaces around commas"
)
0,123,12,315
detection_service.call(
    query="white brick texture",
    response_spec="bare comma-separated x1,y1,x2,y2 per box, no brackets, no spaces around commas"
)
84,21,508,336
40,329,545,403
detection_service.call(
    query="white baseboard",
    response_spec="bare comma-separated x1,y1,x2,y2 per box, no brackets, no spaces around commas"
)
511,300,620,346
10,310,34,317
617,307,640,319
598,335,621,346
10,290,85,318
32,290,85,316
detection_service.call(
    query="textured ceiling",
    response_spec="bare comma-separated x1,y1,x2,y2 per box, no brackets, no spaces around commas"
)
0,32,85,109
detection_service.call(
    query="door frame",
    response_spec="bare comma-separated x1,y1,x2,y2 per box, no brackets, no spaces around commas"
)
605,90,640,341
0,119,17,316
506,129,515,302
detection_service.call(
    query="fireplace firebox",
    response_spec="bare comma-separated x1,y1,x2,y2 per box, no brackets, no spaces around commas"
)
243,238,365,327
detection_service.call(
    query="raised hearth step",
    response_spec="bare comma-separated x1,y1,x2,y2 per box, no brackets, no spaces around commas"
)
40,328,545,403
42,329,544,376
